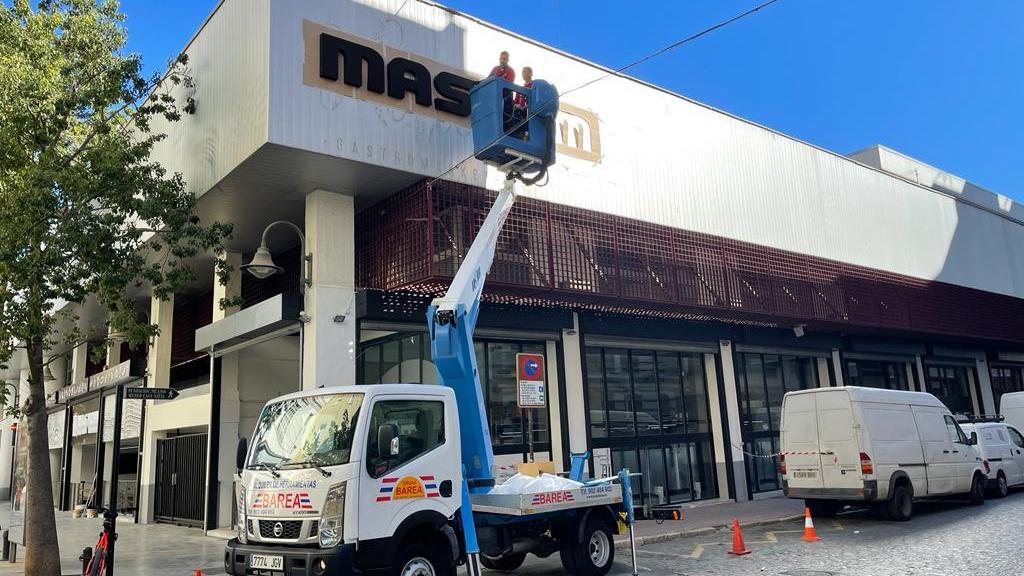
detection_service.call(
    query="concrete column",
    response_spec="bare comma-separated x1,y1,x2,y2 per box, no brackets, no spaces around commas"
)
302,190,357,390
718,340,749,502
147,295,174,389
915,355,928,393
815,357,832,387
544,340,563,470
561,314,587,456
70,343,89,385
213,251,242,322
905,362,918,391
831,349,845,387
138,293,174,522
106,326,122,368
974,355,997,416
215,352,241,529
703,352,729,501
966,369,982,416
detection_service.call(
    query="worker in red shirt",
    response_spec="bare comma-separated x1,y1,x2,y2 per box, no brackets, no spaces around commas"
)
490,51,517,131
490,50,515,81
511,66,533,139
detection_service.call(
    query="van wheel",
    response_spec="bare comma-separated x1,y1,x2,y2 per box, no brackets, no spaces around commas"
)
992,472,1009,498
886,484,913,521
393,542,453,576
969,474,986,506
480,553,526,571
806,499,838,518
560,518,615,576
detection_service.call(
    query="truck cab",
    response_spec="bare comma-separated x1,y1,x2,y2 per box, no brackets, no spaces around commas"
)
226,384,466,576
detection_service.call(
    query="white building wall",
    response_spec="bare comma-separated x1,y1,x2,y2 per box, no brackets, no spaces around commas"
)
147,0,271,198
260,0,1024,302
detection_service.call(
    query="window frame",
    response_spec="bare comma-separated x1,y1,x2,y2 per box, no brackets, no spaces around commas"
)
364,398,447,479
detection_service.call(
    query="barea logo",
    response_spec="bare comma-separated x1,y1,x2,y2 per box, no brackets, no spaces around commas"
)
393,476,426,500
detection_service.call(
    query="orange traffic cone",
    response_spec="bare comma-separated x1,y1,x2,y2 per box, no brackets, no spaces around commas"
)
194,569,203,576
800,507,821,542
726,518,751,555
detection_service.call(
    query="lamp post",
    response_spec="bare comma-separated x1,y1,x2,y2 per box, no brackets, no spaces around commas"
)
241,221,313,380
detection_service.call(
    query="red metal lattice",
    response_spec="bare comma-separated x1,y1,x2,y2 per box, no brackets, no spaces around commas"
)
356,180,1024,344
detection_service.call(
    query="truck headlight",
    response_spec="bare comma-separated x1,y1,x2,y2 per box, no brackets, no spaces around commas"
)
237,485,248,544
319,483,346,548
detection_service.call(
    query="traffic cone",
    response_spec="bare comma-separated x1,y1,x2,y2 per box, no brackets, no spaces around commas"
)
800,507,821,542
194,569,203,576
726,518,751,555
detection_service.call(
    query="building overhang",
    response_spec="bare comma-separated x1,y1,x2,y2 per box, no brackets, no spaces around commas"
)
194,293,302,355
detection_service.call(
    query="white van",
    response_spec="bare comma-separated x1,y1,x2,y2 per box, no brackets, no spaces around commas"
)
1000,392,1024,432
780,387,987,521
959,420,1024,498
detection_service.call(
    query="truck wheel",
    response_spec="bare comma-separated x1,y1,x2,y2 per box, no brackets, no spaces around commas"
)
806,499,838,518
969,474,986,506
561,519,615,576
886,484,913,522
393,543,453,576
480,553,526,571
992,472,1009,498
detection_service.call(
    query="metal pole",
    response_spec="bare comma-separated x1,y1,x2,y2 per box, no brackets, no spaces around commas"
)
526,409,534,463
103,384,124,576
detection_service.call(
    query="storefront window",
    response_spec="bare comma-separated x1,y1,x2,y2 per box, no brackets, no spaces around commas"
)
358,332,549,457
926,365,976,415
736,352,819,495
846,359,909,390
586,346,717,508
990,366,1024,412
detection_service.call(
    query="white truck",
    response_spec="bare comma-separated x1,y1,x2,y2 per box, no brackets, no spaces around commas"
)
224,76,640,576
780,387,987,521
224,384,629,576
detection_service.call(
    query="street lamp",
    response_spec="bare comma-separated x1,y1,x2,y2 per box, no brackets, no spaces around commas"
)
241,221,312,294
241,221,314,383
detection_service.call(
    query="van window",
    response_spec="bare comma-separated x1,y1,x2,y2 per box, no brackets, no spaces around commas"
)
365,400,446,478
981,429,996,444
1008,427,1024,449
943,415,969,445
996,428,1009,443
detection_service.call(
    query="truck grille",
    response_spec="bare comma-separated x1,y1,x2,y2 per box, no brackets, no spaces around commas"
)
258,520,303,540
308,520,319,538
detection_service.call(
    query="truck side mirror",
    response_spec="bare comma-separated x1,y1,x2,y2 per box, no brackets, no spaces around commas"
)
378,423,399,460
969,431,978,446
236,437,248,473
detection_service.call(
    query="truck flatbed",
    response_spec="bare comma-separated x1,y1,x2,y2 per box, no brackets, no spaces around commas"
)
470,483,623,516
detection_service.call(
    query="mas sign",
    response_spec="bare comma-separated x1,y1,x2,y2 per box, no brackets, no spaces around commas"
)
304,20,478,126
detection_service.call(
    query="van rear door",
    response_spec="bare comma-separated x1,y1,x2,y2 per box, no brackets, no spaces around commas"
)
781,392,824,489
815,391,862,490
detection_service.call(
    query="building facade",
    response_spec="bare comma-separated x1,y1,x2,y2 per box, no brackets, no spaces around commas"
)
10,0,1024,530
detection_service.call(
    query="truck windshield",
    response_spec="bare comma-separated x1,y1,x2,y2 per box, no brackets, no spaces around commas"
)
248,393,363,470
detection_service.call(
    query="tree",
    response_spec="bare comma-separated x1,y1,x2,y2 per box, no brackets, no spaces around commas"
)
0,2,234,574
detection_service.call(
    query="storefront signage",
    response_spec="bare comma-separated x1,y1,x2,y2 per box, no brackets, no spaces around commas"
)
516,353,546,408
87,359,134,389
305,20,478,127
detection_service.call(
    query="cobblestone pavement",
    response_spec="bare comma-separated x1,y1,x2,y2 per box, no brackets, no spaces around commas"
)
503,491,1024,576
0,493,1018,574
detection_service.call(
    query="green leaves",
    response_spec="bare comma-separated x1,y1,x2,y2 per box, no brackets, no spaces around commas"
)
0,1,232,369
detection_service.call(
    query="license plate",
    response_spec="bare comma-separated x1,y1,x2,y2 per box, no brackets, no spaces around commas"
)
793,470,818,479
249,554,284,570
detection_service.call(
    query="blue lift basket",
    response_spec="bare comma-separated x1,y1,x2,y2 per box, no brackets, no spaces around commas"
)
470,77,559,174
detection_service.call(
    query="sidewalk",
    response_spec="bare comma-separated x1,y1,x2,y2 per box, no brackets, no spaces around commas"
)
613,495,806,548
0,495,804,574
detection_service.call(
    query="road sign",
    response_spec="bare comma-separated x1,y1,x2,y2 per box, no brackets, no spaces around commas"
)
516,353,546,408
124,387,179,401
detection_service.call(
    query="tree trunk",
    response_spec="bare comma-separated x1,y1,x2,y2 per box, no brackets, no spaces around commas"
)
23,339,61,576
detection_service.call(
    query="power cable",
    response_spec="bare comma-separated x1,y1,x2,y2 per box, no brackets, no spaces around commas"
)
426,0,784,187
393,0,411,17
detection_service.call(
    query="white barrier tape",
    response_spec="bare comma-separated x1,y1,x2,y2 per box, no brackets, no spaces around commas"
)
731,443,834,459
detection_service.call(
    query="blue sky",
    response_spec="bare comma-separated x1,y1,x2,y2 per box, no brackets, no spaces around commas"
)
120,0,1023,200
